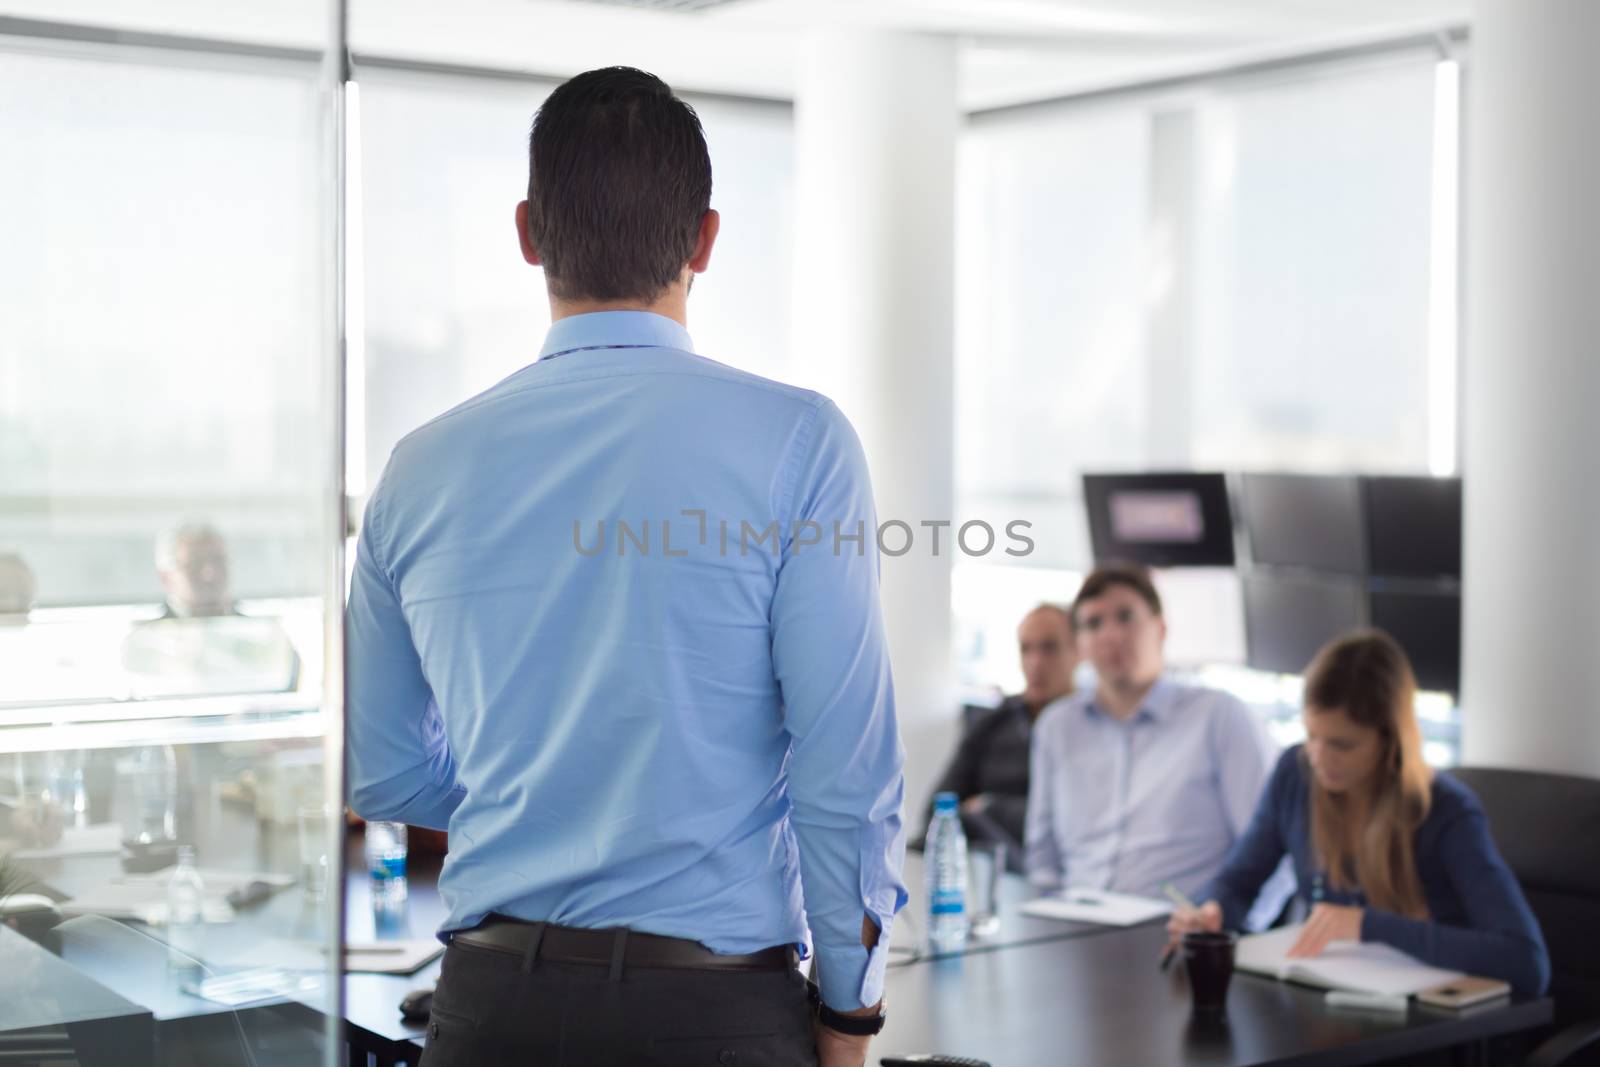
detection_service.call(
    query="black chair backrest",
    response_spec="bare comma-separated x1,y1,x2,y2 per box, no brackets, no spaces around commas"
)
961,702,994,734
1450,765,1600,1027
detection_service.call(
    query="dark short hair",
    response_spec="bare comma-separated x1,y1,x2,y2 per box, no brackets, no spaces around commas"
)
527,67,712,302
1072,563,1162,620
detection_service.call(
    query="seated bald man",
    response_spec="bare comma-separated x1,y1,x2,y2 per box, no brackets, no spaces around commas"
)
924,603,1078,856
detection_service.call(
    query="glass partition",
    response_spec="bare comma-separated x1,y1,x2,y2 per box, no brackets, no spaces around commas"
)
0,9,345,1065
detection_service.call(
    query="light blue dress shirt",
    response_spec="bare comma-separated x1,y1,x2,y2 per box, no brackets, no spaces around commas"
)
346,310,907,1010
1025,677,1289,914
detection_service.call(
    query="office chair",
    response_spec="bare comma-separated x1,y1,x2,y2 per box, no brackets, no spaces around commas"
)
1450,766,1600,1066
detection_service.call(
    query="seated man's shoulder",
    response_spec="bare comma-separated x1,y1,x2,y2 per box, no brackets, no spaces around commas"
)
1032,690,1088,736
1166,678,1251,719
961,701,1009,735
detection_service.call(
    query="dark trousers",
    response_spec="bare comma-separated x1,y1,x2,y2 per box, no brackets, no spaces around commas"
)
418,937,820,1067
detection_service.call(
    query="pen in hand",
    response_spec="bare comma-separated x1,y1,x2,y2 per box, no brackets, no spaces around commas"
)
1158,882,1197,973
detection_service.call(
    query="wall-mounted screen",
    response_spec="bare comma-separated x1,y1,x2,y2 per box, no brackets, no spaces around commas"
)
1363,476,1462,580
1240,473,1365,574
1369,587,1461,694
1243,573,1364,676
1083,473,1235,567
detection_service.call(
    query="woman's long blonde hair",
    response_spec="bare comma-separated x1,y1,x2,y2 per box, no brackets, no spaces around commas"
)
1303,630,1434,918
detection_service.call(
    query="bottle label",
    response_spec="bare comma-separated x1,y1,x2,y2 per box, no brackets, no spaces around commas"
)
371,856,406,881
930,888,964,916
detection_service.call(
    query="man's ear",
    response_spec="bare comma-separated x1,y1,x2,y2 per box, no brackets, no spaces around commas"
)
687,209,720,274
515,200,541,266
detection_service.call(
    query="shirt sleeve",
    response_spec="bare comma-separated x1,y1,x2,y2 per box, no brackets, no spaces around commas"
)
1359,800,1551,996
1211,697,1297,929
771,399,907,1013
1024,707,1065,890
1205,746,1296,930
345,491,467,831
1213,695,1280,838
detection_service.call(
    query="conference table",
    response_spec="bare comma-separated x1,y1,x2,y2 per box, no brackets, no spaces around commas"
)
8,808,1560,1067
7,797,1560,1067
10,792,339,1065
341,851,1554,1067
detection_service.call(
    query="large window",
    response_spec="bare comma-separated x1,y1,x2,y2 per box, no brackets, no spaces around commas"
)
1190,58,1439,472
0,45,328,605
956,104,1150,574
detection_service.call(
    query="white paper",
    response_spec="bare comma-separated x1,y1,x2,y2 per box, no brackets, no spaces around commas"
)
11,823,124,860
118,868,295,895
342,939,445,975
1019,887,1173,926
1236,924,1465,997
186,968,320,1007
58,881,234,924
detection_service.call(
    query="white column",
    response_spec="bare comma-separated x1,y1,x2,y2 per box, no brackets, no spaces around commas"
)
1461,0,1600,776
791,31,959,813
1145,108,1197,468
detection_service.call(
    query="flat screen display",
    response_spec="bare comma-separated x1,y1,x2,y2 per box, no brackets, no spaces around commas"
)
1083,473,1235,568
1243,573,1364,676
1240,474,1364,574
1363,476,1462,580
1369,588,1462,694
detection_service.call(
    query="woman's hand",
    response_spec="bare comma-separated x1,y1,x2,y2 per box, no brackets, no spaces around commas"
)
1162,900,1223,958
1287,903,1364,958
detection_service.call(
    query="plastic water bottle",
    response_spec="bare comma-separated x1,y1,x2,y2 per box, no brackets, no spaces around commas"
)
166,845,205,974
132,745,178,844
365,820,408,910
925,792,970,954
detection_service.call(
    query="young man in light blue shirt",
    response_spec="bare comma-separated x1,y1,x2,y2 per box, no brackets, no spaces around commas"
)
1025,564,1290,918
346,67,904,1067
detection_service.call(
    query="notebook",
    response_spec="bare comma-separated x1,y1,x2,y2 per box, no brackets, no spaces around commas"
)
1236,924,1466,997
1020,887,1172,927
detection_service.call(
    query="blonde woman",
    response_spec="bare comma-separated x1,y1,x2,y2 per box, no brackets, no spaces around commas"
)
1168,631,1549,994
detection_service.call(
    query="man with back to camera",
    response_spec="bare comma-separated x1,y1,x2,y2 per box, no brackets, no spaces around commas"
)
923,603,1078,857
345,68,905,1067
1025,564,1292,918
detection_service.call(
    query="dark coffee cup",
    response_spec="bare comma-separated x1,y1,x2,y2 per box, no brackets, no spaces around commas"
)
1183,930,1238,1013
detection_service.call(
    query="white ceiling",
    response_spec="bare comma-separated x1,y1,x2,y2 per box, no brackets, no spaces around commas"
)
2,0,1468,108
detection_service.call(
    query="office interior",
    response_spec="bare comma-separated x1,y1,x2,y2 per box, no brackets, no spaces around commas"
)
0,0,1596,1065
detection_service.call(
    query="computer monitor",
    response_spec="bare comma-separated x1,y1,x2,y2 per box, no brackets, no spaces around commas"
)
1082,473,1235,568
1368,588,1462,695
1362,476,1462,580
1239,474,1364,574
1243,572,1364,676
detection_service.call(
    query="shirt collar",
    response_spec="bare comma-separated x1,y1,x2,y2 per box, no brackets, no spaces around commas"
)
1084,675,1176,724
538,310,695,362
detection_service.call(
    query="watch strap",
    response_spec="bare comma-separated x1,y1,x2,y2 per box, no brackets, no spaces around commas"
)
806,978,887,1036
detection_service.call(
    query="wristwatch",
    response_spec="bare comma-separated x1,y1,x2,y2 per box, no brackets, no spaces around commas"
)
807,979,887,1036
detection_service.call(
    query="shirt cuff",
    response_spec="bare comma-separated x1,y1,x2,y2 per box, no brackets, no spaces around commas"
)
813,920,893,1012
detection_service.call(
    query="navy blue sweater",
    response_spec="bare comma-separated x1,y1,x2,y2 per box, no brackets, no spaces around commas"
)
1203,746,1550,995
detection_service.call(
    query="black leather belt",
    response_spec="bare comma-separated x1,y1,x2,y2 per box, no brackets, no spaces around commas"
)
452,917,796,977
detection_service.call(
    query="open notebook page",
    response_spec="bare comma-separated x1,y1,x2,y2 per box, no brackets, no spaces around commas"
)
1236,924,1465,997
